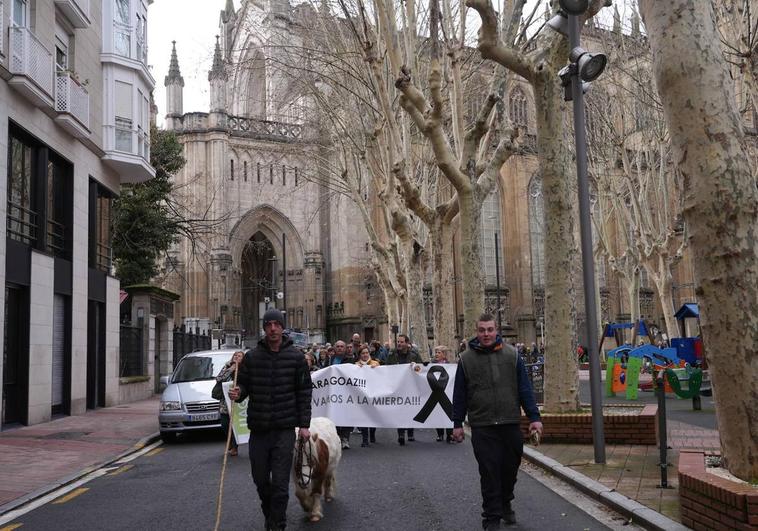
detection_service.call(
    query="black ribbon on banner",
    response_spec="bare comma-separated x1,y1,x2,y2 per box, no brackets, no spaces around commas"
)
413,365,453,423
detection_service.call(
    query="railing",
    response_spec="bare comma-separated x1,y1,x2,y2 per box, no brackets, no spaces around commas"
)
7,201,38,245
47,219,67,256
95,241,112,273
173,325,212,367
228,115,304,141
9,26,54,98
55,72,90,129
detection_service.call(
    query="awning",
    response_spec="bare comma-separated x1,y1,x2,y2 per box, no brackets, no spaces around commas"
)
674,303,699,320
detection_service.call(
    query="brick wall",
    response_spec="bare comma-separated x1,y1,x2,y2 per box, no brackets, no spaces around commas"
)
519,404,658,445
679,450,758,531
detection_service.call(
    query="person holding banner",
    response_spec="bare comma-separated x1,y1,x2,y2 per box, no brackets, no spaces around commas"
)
228,308,312,531
355,345,380,447
433,346,454,443
213,350,245,456
387,334,422,445
452,314,543,530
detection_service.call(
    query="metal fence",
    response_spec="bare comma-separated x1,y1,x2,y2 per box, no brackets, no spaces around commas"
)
120,324,144,377
173,325,212,367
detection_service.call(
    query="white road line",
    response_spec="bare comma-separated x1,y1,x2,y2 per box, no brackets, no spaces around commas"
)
0,441,163,526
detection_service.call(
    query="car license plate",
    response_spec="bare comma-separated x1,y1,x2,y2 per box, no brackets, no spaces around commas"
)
189,413,219,422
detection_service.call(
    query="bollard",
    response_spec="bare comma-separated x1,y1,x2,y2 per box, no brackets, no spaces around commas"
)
656,373,668,488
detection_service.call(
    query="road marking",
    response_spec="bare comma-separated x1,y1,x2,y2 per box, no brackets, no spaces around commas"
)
51,488,89,505
0,523,23,530
108,464,134,476
145,447,164,457
0,441,162,527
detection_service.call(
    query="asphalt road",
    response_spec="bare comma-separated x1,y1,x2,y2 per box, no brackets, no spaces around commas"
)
13,428,613,531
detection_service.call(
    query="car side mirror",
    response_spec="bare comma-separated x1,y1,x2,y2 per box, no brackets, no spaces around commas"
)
159,376,170,387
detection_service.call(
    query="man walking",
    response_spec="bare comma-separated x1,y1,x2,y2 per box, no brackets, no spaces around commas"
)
452,314,543,530
386,334,422,445
330,340,355,448
229,308,312,531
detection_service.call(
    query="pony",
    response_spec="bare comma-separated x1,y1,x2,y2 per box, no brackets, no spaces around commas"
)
293,417,342,522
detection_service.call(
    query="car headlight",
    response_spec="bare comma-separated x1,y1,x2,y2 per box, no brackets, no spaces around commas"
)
160,401,182,411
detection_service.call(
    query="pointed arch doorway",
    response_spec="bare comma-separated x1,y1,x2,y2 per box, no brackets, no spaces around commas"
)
241,231,278,338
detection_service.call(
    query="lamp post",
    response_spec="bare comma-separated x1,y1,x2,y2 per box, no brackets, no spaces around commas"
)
559,1,607,464
494,230,502,334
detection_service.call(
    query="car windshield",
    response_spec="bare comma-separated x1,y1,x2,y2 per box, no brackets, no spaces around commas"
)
172,354,231,383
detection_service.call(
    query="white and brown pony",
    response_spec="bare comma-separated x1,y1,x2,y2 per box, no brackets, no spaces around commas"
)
293,417,342,522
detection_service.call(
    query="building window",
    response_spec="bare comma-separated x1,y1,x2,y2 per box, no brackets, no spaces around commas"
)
509,87,528,128
528,173,545,289
55,37,69,74
115,81,133,152
114,0,131,57
244,161,248,182
294,167,298,187
282,165,286,186
269,164,273,185
230,159,234,181
46,154,73,259
7,133,36,245
90,182,113,273
135,12,147,64
12,0,28,27
479,187,503,286
257,162,260,183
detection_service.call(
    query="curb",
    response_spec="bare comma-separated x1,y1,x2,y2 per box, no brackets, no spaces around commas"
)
522,446,690,531
0,431,161,517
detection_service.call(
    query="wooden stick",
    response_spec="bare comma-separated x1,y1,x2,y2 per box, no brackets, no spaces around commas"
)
214,361,239,531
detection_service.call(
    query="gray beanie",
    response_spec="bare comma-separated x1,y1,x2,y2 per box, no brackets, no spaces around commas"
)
262,308,285,327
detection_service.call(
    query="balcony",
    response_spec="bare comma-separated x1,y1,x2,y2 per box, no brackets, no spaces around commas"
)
54,72,90,138
102,123,155,183
8,26,55,109
54,0,90,28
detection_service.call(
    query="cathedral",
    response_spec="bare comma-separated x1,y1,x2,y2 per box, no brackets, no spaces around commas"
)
160,0,701,346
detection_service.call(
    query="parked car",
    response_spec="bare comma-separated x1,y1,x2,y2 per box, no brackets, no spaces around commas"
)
158,348,240,443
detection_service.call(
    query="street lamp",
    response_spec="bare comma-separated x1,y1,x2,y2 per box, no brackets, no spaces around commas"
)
553,0,607,464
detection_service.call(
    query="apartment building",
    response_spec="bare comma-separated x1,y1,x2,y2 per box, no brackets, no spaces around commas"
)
0,0,155,428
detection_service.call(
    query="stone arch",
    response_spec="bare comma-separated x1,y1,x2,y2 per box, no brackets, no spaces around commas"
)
229,204,305,271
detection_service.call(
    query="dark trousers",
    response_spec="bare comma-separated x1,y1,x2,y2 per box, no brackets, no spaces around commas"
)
359,427,376,444
337,426,352,440
436,428,453,440
220,413,238,449
470,424,523,525
397,428,414,438
248,429,296,528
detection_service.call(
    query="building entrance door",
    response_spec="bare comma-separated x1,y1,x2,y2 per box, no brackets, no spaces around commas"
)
2,286,29,426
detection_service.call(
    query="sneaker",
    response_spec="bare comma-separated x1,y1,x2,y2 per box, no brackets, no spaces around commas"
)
398,436,405,446
407,436,415,442
341,439,350,450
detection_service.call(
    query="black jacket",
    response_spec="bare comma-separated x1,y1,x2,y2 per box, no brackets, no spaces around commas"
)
235,335,312,432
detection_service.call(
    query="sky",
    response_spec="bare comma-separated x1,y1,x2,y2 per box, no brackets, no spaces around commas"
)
148,0,231,125
147,0,632,125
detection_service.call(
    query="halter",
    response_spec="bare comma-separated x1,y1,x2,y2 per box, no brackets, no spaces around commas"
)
294,435,315,490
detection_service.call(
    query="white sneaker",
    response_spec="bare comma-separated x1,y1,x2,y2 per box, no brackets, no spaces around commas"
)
341,439,350,450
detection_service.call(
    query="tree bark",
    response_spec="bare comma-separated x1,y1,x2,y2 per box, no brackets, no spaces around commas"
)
533,64,580,413
431,218,457,351
640,0,758,482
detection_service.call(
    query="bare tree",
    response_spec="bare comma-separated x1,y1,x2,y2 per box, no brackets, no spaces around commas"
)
640,0,758,482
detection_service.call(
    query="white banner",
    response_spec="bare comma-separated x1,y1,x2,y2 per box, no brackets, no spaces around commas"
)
311,363,456,428
222,381,251,445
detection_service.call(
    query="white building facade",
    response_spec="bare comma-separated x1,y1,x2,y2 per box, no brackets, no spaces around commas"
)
0,0,155,428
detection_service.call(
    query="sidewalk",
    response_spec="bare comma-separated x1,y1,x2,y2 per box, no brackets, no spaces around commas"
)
0,396,160,514
524,419,719,529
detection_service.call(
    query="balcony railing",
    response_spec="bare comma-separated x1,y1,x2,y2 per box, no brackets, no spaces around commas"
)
9,26,54,99
47,218,67,257
7,201,38,245
55,72,90,130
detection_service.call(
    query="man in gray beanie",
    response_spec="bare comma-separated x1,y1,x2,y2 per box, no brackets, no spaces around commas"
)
229,307,312,530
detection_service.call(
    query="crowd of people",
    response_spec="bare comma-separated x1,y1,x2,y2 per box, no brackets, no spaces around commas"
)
216,309,542,531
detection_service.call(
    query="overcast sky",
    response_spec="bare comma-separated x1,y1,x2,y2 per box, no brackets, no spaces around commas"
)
148,0,232,125
148,0,628,125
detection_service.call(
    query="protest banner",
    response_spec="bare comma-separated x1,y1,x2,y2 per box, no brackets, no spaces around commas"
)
222,381,251,445
311,363,456,428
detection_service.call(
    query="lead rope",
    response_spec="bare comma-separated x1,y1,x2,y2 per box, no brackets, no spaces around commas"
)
294,433,314,490
213,362,238,531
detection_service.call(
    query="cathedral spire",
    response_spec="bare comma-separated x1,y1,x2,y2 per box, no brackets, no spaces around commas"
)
164,40,184,87
208,36,226,81
222,0,236,23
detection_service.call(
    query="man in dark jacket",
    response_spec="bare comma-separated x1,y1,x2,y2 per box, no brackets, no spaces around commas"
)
386,334,422,445
229,308,312,531
452,314,543,530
